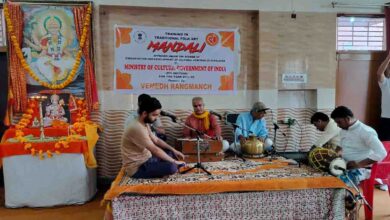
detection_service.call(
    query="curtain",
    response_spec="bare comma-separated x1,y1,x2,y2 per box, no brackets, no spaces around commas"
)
73,4,99,112
7,2,27,112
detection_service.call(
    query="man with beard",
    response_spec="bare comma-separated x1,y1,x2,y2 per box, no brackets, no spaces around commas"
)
121,96,185,178
124,93,167,141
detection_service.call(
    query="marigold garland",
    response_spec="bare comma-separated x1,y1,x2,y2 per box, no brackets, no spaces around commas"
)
3,3,92,90
13,97,97,160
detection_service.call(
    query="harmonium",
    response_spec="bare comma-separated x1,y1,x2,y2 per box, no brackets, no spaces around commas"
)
175,138,224,163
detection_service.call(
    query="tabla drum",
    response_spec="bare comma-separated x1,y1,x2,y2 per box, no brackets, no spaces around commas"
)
308,147,345,174
242,135,264,158
329,157,347,176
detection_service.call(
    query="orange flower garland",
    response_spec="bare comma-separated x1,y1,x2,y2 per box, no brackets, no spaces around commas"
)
3,3,93,90
13,98,86,160
71,98,90,135
14,100,35,143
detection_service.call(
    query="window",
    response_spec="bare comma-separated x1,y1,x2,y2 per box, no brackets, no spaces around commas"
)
337,16,385,51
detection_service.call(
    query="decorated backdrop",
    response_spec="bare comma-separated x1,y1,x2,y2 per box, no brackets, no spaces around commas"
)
4,1,98,113
114,25,240,95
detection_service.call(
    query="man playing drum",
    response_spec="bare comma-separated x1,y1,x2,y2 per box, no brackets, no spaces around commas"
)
183,97,229,151
228,101,273,154
121,96,185,178
330,106,387,186
310,112,341,153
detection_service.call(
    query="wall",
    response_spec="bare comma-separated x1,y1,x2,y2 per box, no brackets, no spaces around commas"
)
94,6,339,111
96,7,261,110
46,0,389,178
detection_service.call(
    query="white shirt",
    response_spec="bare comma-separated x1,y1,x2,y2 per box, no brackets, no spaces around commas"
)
379,77,390,118
314,119,341,147
340,120,387,162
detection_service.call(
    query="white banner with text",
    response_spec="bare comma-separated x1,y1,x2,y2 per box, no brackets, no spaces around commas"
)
114,25,240,94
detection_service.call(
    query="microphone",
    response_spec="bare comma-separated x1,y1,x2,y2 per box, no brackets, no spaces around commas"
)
160,110,177,123
273,122,286,136
334,165,346,172
209,110,222,120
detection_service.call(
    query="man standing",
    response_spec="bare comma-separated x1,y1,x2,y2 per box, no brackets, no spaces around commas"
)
310,112,341,151
183,97,229,151
377,53,390,140
121,97,185,178
330,106,387,185
229,101,273,154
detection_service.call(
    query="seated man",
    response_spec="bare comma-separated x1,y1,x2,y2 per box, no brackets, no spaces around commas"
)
124,93,166,141
183,97,229,151
330,106,387,186
229,101,273,154
121,96,185,178
310,112,341,152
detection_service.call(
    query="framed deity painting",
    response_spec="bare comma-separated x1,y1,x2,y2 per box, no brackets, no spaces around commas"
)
41,93,71,127
21,4,85,95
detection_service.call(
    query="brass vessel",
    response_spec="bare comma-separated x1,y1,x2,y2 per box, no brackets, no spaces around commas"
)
242,135,264,157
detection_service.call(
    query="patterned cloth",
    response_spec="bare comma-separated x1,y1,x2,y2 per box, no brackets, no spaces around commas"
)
105,158,347,219
112,188,345,220
104,158,346,198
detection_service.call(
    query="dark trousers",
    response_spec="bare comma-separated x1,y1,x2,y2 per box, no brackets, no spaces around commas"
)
378,117,390,141
132,150,177,178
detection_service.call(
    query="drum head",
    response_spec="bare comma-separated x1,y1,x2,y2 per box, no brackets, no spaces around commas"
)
329,158,347,176
308,147,338,172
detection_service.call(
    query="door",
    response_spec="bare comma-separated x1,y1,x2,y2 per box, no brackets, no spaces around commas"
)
336,52,385,129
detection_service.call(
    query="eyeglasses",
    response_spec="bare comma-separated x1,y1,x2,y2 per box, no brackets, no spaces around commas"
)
193,104,203,107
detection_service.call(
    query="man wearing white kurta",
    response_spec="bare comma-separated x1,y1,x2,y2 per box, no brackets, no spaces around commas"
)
330,106,387,185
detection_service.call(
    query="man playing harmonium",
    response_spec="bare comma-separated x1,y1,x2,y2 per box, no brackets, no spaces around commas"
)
228,101,273,154
310,112,341,153
183,97,229,151
121,96,185,178
330,106,387,186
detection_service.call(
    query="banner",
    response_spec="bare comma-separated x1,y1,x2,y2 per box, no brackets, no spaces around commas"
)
114,25,240,94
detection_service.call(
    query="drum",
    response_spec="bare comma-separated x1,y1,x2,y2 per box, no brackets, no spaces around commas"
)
242,135,264,158
308,147,346,174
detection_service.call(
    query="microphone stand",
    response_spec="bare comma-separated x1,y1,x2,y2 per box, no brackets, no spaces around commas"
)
179,123,212,175
335,167,372,211
269,123,279,161
269,123,287,163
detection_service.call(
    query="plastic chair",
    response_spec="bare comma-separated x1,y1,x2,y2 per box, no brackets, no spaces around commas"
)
360,141,390,220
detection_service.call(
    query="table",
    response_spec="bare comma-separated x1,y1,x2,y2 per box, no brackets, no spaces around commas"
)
104,158,347,219
0,127,97,208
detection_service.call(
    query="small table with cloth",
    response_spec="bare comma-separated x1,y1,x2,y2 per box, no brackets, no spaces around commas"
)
0,126,98,207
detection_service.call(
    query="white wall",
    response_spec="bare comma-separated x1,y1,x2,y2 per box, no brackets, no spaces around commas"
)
95,0,387,13
94,0,385,111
